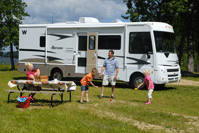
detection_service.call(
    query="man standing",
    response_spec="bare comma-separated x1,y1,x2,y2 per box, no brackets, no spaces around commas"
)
99,50,119,99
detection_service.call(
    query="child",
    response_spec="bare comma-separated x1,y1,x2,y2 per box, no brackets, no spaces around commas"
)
80,68,98,103
25,63,41,98
26,63,40,80
137,69,154,104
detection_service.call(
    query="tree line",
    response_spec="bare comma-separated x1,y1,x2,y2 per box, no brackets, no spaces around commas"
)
122,0,199,72
0,0,29,70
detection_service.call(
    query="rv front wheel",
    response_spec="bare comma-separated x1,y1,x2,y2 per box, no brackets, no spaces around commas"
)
130,73,146,89
51,70,63,81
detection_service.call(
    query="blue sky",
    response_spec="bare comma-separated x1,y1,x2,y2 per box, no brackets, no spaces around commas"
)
22,0,130,24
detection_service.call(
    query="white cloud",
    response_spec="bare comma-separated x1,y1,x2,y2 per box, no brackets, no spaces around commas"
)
22,0,128,24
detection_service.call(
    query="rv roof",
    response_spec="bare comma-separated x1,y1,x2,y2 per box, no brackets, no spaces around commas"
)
19,17,173,32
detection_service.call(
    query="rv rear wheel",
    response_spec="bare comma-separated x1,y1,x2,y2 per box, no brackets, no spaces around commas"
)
51,70,63,81
130,73,146,90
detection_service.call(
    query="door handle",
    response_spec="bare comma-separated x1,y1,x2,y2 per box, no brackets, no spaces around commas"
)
94,52,97,58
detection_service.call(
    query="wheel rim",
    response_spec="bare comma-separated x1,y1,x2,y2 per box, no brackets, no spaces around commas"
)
53,72,62,80
134,77,144,88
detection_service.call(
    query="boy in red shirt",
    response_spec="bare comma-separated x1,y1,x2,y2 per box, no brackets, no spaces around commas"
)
80,68,98,103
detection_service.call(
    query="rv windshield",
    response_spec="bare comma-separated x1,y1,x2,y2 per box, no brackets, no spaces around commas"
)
154,31,176,53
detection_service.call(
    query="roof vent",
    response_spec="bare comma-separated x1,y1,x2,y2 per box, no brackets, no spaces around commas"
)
114,19,123,23
79,17,99,23
65,21,79,24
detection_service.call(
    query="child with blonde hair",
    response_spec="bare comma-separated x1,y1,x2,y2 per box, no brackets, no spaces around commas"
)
80,68,98,103
25,63,40,79
137,69,154,104
25,63,41,98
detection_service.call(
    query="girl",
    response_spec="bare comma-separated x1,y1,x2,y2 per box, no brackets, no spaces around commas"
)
25,63,41,98
137,69,154,104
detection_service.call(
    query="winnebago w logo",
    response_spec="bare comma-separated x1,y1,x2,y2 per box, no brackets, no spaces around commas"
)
22,30,27,35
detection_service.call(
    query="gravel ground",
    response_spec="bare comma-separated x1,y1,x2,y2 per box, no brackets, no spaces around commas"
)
167,79,199,86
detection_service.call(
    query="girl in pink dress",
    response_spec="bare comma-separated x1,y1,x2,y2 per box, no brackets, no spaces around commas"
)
137,69,154,104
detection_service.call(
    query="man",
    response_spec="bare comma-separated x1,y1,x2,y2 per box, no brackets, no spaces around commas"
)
99,50,119,99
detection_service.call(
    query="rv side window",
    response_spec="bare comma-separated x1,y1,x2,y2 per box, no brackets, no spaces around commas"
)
78,57,87,66
129,32,152,54
78,36,87,51
89,35,95,50
98,35,121,50
40,36,46,47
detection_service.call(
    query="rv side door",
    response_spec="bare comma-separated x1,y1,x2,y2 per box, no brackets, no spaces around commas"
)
86,33,98,73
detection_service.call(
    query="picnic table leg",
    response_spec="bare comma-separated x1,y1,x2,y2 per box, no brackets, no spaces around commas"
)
51,94,55,107
17,85,23,96
8,92,14,103
69,91,71,102
61,93,63,103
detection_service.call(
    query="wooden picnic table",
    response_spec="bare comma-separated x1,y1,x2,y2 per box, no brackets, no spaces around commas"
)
5,80,76,107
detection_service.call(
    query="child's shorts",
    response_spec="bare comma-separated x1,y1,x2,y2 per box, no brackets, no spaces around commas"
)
148,89,154,99
81,85,89,91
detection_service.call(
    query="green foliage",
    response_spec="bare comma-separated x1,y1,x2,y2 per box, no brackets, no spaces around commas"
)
122,0,199,72
0,63,17,71
0,0,29,70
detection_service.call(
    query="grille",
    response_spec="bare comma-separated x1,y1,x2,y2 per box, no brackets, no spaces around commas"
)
168,77,178,81
167,69,178,72
168,74,178,77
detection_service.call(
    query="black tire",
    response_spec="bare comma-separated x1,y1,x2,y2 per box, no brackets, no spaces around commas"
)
51,69,63,81
129,73,147,90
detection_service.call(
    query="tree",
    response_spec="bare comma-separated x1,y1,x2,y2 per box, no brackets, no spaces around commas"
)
122,0,199,73
0,0,29,70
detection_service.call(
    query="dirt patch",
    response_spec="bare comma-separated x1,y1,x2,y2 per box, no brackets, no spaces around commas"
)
78,104,178,132
170,112,199,132
167,79,199,86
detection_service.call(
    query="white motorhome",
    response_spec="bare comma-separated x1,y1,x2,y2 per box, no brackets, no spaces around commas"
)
18,17,181,88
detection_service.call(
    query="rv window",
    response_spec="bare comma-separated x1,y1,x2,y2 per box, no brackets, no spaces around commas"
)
129,32,152,54
78,58,87,66
98,35,121,50
78,36,87,51
89,35,95,50
40,36,46,47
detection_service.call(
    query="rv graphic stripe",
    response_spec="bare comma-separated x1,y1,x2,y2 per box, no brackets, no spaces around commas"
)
97,56,106,60
19,49,56,53
98,55,150,64
35,55,63,61
48,34,74,40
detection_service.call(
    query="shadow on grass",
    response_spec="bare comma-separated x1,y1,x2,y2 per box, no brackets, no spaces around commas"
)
155,86,176,91
12,76,26,80
9,99,69,108
131,100,146,103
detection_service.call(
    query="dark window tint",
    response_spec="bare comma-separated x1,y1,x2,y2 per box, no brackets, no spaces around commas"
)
98,35,121,50
78,58,87,66
154,31,176,53
89,35,95,50
40,36,46,47
78,36,87,51
129,32,152,54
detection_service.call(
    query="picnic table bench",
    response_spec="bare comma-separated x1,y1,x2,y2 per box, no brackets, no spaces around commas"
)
5,80,76,107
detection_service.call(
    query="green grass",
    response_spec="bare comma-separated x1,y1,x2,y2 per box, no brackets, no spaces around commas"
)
182,76,199,81
0,71,199,133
